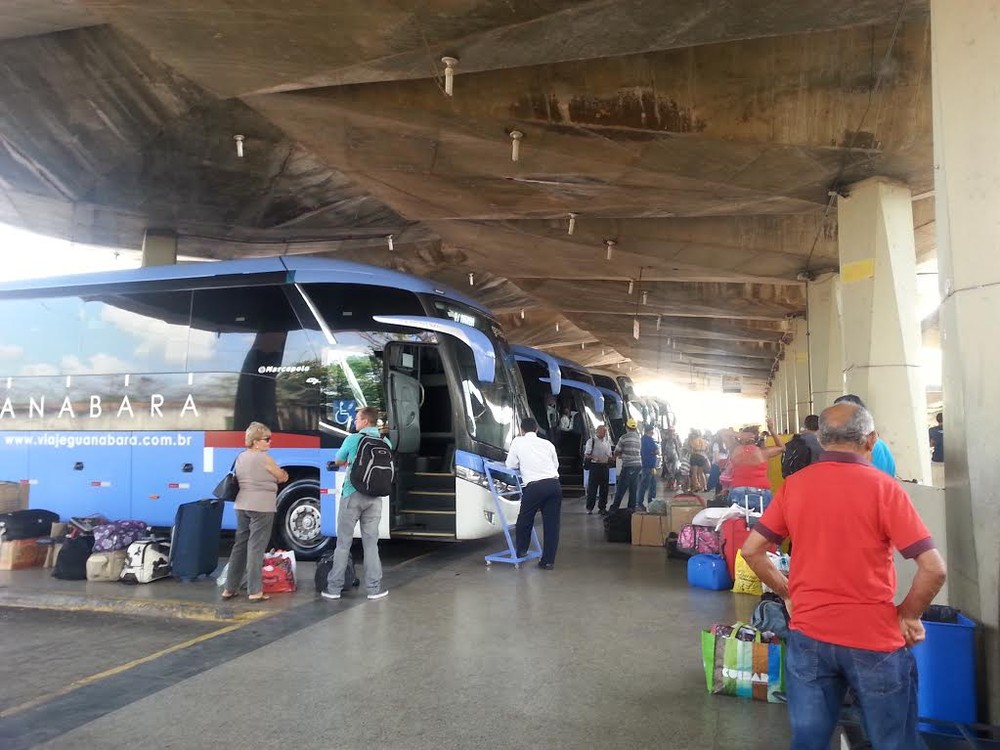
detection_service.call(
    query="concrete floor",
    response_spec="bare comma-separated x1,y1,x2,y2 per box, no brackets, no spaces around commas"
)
10,494,800,750
0,608,218,713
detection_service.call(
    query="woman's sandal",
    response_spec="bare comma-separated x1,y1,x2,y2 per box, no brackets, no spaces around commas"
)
247,594,270,602
221,590,240,600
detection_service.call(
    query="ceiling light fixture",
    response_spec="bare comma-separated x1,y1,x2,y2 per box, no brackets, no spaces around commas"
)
605,239,616,261
641,290,649,305
468,272,474,286
441,57,458,96
567,213,577,236
509,130,523,162
581,342,586,350
627,279,634,295
520,308,525,319
656,315,662,331
555,321,560,332
387,234,394,252
234,134,245,158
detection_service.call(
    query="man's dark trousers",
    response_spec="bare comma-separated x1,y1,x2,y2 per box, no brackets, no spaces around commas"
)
609,465,640,511
515,477,562,565
586,463,609,512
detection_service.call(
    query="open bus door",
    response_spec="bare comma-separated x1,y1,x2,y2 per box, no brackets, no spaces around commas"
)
384,343,422,455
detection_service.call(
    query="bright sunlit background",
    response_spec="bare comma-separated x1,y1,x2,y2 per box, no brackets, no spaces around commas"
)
0,222,943,433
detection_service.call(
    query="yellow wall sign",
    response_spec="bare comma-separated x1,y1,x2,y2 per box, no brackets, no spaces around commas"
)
841,258,875,284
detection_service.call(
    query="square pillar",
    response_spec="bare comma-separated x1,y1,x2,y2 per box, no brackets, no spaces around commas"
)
141,230,177,267
807,273,845,409
838,177,930,484
932,0,1000,721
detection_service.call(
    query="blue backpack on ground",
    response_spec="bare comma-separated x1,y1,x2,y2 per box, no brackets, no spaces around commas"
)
688,553,733,591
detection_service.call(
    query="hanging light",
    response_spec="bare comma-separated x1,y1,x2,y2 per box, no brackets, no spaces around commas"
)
581,342,586,350
555,321,560,332
441,57,458,96
567,213,577,236
468,272,474,286
387,234,394,252
234,134,245,158
656,315,662,331
520,308,525,320
627,279,634,295
605,239,616,261
509,130,523,162
641,290,649,305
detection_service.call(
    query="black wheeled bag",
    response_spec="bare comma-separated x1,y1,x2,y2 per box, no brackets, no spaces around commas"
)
0,509,59,540
170,499,224,581
603,508,633,543
314,551,360,594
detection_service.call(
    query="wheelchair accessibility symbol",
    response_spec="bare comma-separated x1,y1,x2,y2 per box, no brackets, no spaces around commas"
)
333,400,357,427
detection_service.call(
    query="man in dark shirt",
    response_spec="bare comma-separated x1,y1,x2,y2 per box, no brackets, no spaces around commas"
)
929,412,944,463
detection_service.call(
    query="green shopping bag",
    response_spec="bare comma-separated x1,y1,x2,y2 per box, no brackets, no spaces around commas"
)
701,622,785,703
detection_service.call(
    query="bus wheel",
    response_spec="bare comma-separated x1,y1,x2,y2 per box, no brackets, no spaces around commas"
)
275,479,331,560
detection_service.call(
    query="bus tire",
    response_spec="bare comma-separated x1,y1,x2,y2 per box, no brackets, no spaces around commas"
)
274,478,332,560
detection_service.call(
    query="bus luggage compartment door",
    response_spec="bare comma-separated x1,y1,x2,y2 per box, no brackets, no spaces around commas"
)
28,434,132,520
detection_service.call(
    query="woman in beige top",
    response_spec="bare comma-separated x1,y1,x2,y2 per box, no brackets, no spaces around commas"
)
221,422,289,602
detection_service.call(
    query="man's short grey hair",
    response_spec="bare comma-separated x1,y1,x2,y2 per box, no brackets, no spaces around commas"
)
819,405,875,447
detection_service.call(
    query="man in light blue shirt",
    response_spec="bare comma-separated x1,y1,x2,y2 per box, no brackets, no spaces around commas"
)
323,406,392,601
834,395,896,478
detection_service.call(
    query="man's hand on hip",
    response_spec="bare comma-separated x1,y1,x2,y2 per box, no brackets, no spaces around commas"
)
898,610,926,647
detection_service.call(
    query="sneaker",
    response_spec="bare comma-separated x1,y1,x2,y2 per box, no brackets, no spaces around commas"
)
320,591,341,600
367,590,388,600
587,510,593,515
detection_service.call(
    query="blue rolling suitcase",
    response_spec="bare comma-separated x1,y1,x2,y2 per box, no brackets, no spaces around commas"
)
170,499,224,581
687,553,733,591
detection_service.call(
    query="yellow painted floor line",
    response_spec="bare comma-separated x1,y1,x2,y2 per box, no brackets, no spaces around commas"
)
0,621,245,720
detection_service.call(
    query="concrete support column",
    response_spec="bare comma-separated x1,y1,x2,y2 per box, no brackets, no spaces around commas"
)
141,229,177,267
792,317,811,426
783,356,797,434
774,367,787,433
932,0,1000,721
837,177,929,484
807,273,845,409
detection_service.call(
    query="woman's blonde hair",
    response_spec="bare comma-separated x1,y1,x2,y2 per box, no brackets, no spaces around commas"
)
244,421,271,447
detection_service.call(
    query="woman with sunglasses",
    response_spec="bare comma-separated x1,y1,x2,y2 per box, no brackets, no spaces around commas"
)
221,422,289,601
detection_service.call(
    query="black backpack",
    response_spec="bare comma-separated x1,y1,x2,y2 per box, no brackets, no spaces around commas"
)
780,435,813,478
52,535,94,580
314,551,360,594
349,435,394,496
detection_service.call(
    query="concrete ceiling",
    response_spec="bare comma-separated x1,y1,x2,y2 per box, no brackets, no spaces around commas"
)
0,0,935,395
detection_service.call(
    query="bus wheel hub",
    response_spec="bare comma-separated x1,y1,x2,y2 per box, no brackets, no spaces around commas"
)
288,503,321,542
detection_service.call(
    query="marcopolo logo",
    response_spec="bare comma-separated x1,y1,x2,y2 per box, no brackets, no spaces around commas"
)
0,394,199,420
257,365,311,374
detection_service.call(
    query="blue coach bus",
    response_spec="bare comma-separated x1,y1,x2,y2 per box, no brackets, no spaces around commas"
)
0,257,531,557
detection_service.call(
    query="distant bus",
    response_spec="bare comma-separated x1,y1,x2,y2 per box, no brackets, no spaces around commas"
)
513,347,607,492
0,257,531,557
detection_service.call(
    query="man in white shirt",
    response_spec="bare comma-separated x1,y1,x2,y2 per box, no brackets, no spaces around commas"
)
584,424,614,515
506,416,563,570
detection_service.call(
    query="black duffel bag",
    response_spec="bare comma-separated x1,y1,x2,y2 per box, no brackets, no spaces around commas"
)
52,536,95,580
603,508,633,543
0,509,59,540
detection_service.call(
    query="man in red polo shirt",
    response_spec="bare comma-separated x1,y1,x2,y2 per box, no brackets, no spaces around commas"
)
742,402,946,750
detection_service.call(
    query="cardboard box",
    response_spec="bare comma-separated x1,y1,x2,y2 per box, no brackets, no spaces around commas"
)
0,480,29,514
0,536,48,570
44,522,69,568
669,504,702,534
631,513,671,547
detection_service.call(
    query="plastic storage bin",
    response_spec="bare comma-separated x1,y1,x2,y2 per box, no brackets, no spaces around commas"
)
912,610,977,726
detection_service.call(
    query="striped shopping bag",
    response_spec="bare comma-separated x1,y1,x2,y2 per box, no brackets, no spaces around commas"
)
701,622,785,703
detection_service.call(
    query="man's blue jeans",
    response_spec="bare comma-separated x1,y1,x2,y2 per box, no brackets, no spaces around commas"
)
637,467,657,505
786,630,925,750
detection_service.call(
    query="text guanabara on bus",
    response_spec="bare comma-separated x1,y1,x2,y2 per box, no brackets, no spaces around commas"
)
0,257,536,558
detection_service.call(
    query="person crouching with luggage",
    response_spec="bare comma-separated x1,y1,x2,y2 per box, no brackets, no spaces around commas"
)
222,422,289,602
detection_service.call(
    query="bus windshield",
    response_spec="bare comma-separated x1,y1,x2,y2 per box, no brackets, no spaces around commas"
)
427,299,526,451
